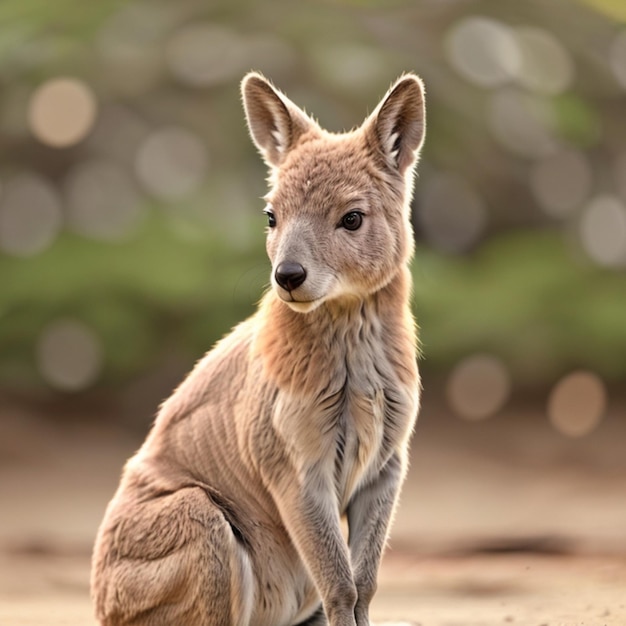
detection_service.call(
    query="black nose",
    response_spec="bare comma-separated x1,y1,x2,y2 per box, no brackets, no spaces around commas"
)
275,262,307,292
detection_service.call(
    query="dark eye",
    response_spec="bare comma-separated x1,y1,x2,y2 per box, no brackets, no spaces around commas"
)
264,208,276,228
340,211,363,231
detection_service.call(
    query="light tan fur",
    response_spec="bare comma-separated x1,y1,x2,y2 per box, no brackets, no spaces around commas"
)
91,71,426,626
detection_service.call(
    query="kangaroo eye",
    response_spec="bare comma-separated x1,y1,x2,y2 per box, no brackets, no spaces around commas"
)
340,211,363,231
264,208,277,228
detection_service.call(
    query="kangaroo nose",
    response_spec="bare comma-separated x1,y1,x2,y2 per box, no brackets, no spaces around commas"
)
275,262,307,292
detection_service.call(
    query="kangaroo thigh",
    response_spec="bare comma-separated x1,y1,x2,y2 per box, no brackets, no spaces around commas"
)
92,486,249,626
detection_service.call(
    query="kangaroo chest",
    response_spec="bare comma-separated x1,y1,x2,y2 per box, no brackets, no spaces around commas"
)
309,326,411,509
265,301,417,510
331,384,386,509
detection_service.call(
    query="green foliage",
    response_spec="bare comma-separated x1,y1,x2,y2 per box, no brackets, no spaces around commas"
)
0,213,266,389
552,94,602,148
415,231,626,385
0,0,624,398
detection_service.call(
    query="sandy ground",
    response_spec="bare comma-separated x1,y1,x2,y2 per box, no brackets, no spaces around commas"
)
1,396,625,625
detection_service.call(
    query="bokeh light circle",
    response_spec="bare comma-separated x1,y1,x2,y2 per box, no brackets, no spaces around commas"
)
514,27,573,95
36,319,103,391
135,126,209,200
547,371,607,437
95,2,164,96
609,30,626,90
312,43,389,93
530,150,592,218
614,151,626,202
28,78,97,148
446,16,520,88
579,195,626,267
166,24,246,87
65,159,144,241
489,89,556,158
447,354,512,421
417,172,487,253
0,173,62,257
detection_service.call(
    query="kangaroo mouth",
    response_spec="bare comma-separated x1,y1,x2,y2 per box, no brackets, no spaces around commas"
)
286,300,321,313
277,292,322,313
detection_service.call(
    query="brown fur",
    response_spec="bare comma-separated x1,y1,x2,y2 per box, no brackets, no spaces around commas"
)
91,72,426,626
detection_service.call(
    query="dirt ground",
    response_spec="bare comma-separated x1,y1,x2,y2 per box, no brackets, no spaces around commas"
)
1,395,625,626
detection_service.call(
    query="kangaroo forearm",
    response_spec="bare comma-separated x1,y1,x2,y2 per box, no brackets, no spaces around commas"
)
348,453,404,598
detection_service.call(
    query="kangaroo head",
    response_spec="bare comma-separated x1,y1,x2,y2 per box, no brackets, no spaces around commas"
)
242,72,425,313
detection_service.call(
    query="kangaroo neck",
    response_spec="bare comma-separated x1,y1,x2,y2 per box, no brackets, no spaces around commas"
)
254,266,417,394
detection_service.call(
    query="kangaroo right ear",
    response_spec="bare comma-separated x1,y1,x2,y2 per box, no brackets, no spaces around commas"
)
365,73,426,176
242,72,318,168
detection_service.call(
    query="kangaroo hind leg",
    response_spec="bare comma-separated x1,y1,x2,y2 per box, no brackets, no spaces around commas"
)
92,485,253,626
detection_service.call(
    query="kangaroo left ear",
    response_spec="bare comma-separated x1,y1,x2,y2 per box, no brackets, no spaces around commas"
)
366,74,426,176
242,72,319,168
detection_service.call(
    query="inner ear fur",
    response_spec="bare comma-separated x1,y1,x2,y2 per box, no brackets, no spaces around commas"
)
366,74,426,175
241,72,318,168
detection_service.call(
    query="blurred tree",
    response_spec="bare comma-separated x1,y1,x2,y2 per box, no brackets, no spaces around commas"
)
0,0,624,408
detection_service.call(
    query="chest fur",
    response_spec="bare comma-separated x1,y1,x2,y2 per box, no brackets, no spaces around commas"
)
331,386,386,509
255,288,418,506
271,328,415,510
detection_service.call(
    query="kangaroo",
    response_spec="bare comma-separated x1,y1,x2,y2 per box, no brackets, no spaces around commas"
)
91,71,426,626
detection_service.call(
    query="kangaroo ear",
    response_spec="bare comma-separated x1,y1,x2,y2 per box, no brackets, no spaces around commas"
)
242,72,318,168
366,74,426,175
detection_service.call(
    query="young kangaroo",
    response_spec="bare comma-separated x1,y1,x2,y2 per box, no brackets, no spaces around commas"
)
91,71,425,626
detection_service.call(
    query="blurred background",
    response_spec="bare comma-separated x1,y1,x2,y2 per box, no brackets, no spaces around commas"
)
1,0,625,424
1,0,626,624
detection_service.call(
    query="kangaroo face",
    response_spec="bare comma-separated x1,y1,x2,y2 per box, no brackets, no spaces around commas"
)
243,74,425,312
264,135,407,312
